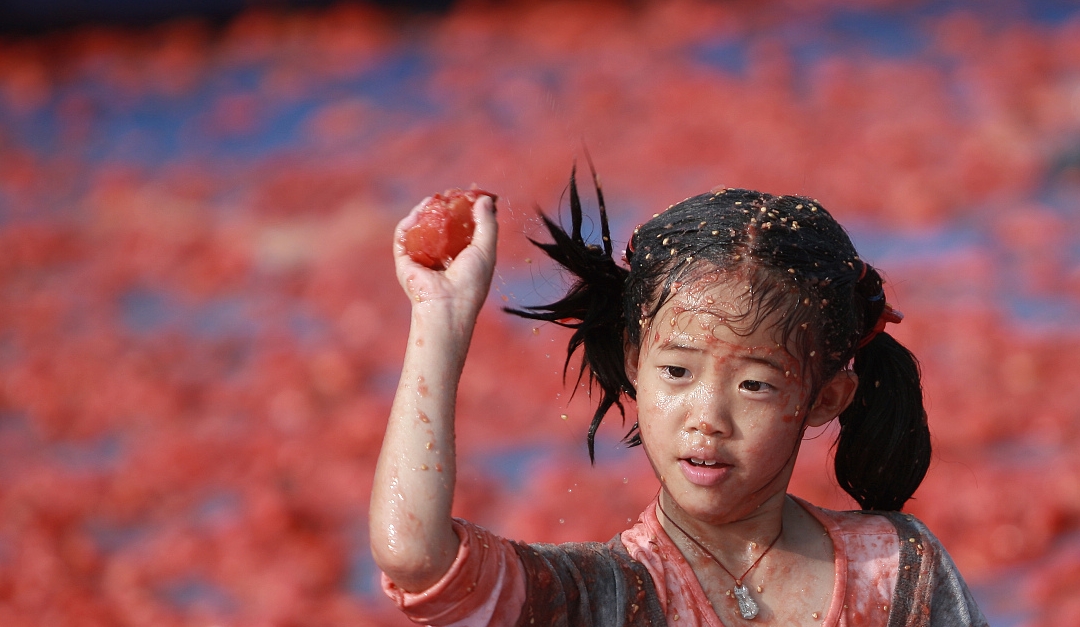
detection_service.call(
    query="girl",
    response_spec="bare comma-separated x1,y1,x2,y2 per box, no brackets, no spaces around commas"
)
370,171,988,626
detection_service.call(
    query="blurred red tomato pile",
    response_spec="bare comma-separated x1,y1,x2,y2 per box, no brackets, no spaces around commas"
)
1,1,1080,625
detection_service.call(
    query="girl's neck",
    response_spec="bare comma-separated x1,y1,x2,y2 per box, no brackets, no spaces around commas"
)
656,490,789,567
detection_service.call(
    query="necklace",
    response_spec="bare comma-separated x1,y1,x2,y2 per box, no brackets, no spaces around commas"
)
656,499,783,620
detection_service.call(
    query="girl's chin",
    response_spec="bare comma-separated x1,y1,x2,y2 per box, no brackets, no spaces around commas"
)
660,474,790,525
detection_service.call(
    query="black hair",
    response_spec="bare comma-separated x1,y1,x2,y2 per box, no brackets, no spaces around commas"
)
506,170,930,511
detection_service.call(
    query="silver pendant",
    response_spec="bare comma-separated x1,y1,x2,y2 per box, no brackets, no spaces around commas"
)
733,584,759,620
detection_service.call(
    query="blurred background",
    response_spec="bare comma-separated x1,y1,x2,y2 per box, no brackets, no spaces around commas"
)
1,0,1079,625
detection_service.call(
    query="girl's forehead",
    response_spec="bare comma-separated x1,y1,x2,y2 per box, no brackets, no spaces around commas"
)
647,274,791,352
656,272,756,319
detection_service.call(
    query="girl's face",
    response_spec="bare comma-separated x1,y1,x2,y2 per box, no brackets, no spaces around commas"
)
627,272,855,526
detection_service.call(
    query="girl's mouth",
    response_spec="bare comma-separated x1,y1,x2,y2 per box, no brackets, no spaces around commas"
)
679,458,731,486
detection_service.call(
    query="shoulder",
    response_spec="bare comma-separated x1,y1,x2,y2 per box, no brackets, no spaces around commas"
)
850,512,989,627
880,513,989,627
792,496,905,543
801,502,953,585
793,497,953,553
792,499,989,626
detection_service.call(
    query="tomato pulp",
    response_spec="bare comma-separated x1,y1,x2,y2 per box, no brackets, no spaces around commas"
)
403,188,497,270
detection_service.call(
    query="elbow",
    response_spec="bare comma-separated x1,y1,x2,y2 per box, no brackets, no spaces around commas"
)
369,536,425,580
369,524,459,593
372,551,439,593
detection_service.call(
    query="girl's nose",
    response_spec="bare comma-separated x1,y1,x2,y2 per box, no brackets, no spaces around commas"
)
687,390,732,436
690,415,730,437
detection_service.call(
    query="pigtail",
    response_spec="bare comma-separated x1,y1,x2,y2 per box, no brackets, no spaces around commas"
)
834,266,931,511
504,162,633,462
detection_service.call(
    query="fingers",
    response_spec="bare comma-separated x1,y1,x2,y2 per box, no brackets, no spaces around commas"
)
469,193,498,264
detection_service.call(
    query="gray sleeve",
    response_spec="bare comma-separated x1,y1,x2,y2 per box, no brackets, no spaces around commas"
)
511,538,667,627
917,519,990,627
881,512,988,627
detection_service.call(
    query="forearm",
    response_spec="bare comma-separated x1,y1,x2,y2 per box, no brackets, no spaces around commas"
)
371,191,496,592
370,301,473,592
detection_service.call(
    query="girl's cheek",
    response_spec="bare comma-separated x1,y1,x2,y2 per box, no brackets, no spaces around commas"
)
781,392,809,424
776,389,797,423
651,388,682,415
639,388,692,439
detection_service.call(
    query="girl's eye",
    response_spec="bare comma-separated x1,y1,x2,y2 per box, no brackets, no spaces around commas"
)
740,380,771,392
661,366,690,380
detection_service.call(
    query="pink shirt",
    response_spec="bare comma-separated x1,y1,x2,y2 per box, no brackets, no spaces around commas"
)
383,496,900,627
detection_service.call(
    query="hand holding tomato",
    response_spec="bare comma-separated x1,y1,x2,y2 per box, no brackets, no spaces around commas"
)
393,188,498,325
402,189,496,270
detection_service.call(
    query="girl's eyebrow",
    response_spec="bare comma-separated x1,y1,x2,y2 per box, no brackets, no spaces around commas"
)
737,353,788,373
654,332,793,372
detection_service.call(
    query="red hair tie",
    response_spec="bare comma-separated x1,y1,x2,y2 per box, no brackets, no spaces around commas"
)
858,303,903,349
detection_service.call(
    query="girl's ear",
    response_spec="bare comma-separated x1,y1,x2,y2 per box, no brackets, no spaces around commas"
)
806,370,858,427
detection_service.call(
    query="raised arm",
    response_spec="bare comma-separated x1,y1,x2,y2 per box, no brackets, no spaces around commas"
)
369,193,498,592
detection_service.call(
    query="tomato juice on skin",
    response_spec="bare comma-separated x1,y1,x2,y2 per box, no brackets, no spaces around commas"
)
629,274,817,525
